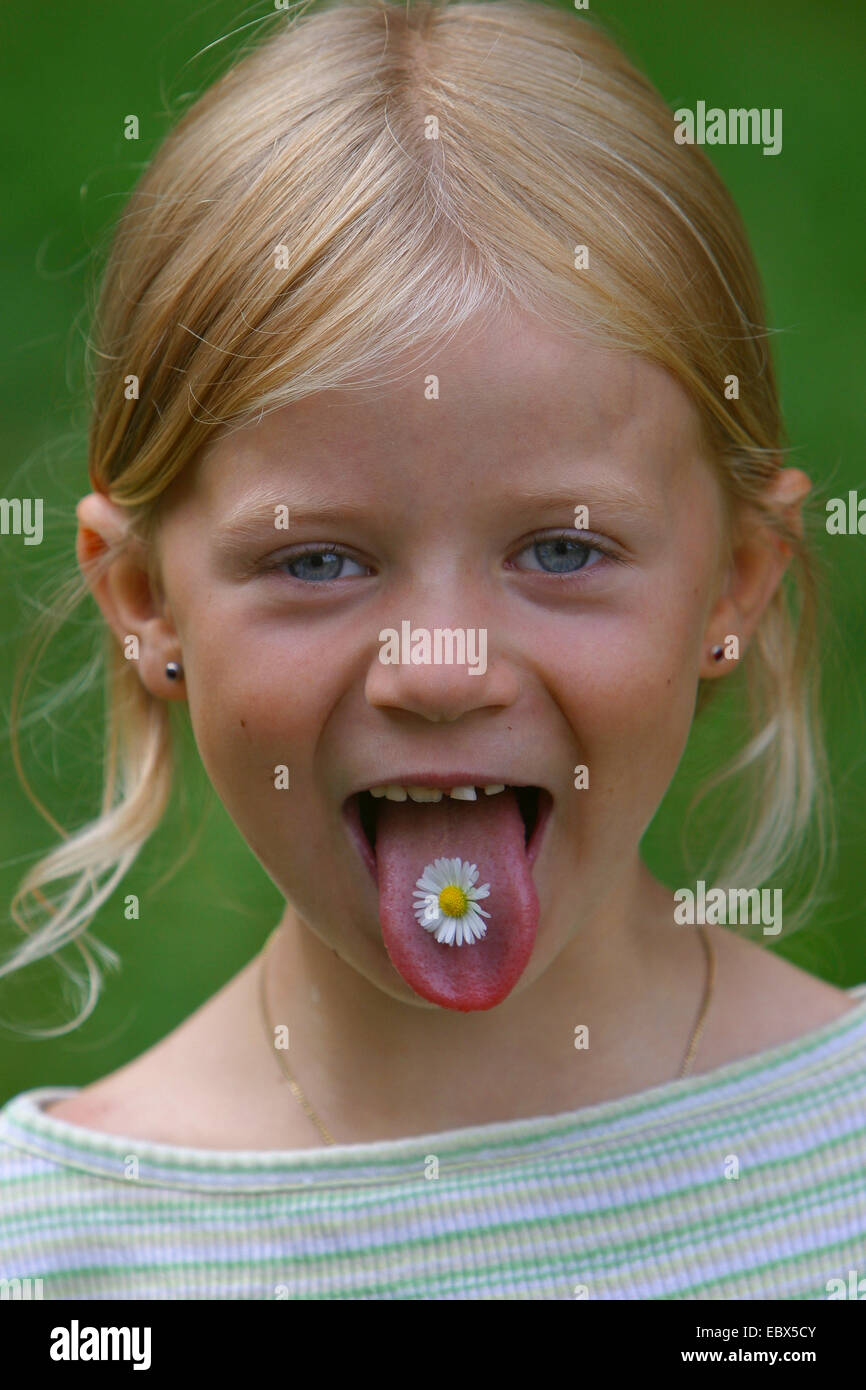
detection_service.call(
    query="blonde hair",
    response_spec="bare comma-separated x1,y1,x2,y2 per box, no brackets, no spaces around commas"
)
2,0,831,1034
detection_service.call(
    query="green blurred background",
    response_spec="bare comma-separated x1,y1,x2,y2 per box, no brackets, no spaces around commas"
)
1,0,864,1102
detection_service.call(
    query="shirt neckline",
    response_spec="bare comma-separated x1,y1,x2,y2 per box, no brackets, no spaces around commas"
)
2,982,865,1188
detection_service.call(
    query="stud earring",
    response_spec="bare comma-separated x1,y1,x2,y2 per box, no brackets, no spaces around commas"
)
710,645,724,662
165,661,183,681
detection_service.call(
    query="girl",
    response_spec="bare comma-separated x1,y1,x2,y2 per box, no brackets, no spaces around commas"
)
1,0,864,1300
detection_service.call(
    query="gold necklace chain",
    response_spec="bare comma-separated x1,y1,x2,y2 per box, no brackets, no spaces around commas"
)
678,923,715,1078
258,922,714,1146
258,925,336,1146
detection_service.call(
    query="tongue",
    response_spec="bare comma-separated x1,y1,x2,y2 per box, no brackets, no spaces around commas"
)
375,789,539,1011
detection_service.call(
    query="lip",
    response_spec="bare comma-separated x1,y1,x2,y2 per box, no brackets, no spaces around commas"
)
345,772,533,798
341,778,553,884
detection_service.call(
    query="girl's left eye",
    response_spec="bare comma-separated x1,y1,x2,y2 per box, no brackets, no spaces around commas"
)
509,531,613,574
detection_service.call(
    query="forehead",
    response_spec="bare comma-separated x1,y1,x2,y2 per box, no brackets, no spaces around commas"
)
181,311,709,511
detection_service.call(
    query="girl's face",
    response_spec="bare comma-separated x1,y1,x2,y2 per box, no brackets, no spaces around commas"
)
150,311,737,1008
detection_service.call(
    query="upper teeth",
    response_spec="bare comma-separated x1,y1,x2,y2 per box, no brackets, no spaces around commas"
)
368,783,507,802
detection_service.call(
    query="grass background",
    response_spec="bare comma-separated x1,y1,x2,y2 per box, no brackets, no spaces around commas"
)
1,0,864,1103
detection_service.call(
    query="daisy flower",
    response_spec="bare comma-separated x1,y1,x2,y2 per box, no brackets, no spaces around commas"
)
412,857,492,946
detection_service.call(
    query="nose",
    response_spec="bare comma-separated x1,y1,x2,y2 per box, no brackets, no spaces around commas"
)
364,616,520,723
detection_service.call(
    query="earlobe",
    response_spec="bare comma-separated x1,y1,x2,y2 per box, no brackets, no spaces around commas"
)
699,536,781,678
700,605,741,679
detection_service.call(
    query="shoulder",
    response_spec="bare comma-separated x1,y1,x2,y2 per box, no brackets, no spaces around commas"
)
40,966,284,1148
0,1090,100,1241
42,1051,230,1147
43,1083,134,1137
43,955,265,1145
693,924,862,1072
709,924,858,1018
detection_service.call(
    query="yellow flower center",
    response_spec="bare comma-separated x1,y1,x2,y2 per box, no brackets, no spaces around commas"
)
438,885,469,918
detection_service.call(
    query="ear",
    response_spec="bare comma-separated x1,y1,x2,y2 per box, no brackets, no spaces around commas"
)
75,492,186,700
699,467,811,680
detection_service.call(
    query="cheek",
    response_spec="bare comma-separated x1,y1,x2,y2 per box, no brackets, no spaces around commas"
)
183,633,328,818
547,609,702,786
543,623,702,858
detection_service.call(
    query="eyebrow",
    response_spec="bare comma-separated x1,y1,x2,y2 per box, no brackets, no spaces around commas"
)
214,481,664,554
214,499,370,555
503,484,665,525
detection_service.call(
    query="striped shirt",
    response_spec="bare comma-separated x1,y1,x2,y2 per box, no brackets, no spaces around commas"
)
2,984,866,1300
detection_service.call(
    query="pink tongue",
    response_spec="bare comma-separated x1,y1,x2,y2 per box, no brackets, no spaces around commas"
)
375,789,539,1011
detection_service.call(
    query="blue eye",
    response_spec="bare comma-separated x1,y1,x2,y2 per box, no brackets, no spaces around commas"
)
512,532,609,574
273,547,368,582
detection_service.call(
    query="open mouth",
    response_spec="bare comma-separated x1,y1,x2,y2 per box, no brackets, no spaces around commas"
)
343,784,552,882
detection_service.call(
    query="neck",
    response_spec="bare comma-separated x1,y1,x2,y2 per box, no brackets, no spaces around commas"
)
257,859,707,1143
